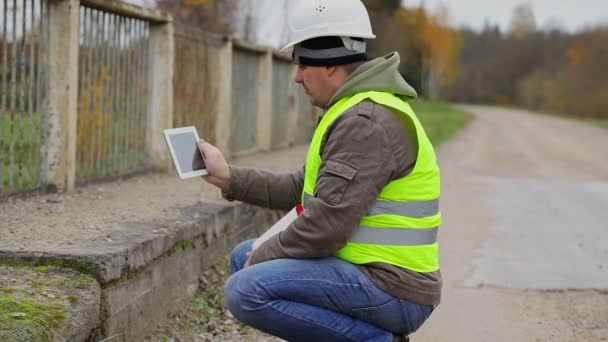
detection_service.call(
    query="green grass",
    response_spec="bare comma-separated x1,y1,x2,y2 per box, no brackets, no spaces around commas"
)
1,111,148,194
0,113,42,191
410,101,474,146
579,117,608,130
0,295,65,342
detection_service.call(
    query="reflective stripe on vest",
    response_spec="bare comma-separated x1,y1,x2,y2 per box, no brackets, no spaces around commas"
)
303,192,438,246
303,192,439,219
351,226,438,246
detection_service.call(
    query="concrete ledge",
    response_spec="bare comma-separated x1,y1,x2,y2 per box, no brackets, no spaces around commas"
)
0,201,281,340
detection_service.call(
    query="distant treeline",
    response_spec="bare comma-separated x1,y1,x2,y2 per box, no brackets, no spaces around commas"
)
363,0,608,119
443,26,608,119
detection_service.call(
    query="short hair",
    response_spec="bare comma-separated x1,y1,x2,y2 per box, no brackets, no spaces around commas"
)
341,61,366,76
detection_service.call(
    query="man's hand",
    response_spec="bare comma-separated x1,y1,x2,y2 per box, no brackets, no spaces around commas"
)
243,251,253,268
198,139,231,192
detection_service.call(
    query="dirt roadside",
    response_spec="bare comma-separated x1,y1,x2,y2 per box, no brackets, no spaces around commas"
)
415,106,608,342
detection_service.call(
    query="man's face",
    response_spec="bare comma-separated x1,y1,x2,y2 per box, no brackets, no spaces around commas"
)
294,64,331,107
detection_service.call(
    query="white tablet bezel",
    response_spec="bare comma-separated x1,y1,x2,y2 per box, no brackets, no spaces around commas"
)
163,126,209,179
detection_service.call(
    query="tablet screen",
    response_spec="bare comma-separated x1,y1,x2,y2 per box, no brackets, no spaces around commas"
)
167,132,205,173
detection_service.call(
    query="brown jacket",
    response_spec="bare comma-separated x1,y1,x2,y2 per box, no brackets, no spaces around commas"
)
224,53,442,305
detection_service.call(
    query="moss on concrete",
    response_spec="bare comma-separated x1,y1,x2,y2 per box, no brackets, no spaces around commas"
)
0,295,65,342
167,239,195,257
0,256,98,280
0,264,100,341
0,288,17,294
35,266,50,273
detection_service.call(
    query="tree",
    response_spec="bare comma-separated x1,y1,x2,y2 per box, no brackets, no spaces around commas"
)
423,4,461,98
509,3,536,37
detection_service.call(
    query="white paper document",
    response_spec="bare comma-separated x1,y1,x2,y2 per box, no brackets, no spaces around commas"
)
252,207,299,250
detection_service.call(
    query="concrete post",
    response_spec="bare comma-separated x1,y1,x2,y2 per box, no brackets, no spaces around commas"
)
257,49,273,152
44,0,79,192
214,39,233,157
147,20,174,172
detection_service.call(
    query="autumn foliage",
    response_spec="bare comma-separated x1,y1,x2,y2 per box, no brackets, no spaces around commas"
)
77,67,113,170
363,1,461,98
363,1,607,119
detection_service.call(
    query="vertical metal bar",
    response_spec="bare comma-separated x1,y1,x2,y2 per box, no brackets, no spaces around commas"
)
9,0,18,190
143,22,149,163
116,16,123,173
35,0,42,184
37,0,43,182
41,0,48,183
28,0,36,187
95,11,104,176
91,9,100,177
76,5,83,178
17,0,26,189
124,18,132,169
87,7,95,178
119,16,126,173
88,8,96,177
85,8,94,178
136,20,144,164
110,13,118,174
129,19,136,168
35,0,40,184
1,0,8,192
101,13,112,176
81,6,89,179
133,19,139,166
113,14,121,174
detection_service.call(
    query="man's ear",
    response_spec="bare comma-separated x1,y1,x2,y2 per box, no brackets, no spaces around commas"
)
325,65,338,77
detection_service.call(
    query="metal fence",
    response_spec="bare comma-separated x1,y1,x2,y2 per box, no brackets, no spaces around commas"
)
77,5,150,181
230,46,260,155
173,25,217,144
1,0,316,198
0,0,49,196
271,57,291,148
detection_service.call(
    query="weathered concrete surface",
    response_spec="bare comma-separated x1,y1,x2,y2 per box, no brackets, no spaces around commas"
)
0,265,100,342
101,206,278,341
0,201,278,284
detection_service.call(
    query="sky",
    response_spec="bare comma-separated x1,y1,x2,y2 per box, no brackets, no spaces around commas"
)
414,0,608,32
123,0,608,47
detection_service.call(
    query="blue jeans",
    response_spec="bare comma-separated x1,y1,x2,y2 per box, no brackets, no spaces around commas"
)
224,239,434,342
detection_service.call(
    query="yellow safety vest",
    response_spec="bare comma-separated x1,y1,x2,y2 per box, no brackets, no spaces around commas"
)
302,91,441,272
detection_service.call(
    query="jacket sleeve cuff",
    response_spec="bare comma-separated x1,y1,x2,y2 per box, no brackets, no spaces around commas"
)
221,166,243,201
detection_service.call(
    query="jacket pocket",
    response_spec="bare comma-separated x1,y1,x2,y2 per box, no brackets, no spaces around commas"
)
318,159,358,205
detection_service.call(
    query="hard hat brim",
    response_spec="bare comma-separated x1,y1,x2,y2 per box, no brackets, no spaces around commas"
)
281,33,377,52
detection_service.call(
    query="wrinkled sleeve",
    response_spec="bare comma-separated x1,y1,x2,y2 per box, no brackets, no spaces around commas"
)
250,113,396,265
223,166,304,211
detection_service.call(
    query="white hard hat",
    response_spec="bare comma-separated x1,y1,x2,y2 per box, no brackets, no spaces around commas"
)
282,0,376,51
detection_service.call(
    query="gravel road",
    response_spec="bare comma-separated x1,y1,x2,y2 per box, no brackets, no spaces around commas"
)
415,105,608,341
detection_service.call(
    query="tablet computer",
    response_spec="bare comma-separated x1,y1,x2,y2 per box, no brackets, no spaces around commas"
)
163,126,208,179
